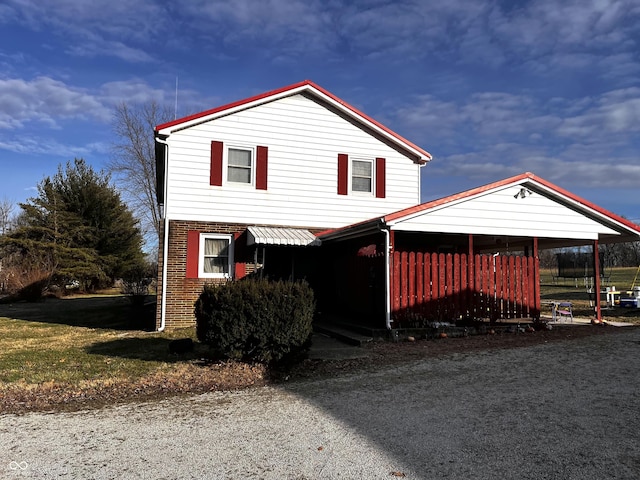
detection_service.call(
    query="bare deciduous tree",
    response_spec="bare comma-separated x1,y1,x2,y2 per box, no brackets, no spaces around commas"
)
0,197,14,235
110,101,173,246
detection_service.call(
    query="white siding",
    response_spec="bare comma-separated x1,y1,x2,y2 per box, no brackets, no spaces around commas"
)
165,94,421,228
391,185,620,240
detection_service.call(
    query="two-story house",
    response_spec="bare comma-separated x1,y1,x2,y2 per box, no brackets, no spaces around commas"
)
155,81,640,332
154,80,432,330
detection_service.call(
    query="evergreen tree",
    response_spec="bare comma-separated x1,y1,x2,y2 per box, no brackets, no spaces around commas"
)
2,159,144,291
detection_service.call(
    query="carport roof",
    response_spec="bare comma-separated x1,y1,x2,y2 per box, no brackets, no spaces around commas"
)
319,172,640,245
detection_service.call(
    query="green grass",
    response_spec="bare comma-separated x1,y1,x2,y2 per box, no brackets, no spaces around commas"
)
2,269,639,389
540,266,640,324
0,295,201,385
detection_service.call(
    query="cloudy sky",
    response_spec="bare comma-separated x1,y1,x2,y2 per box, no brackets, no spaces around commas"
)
1,0,640,226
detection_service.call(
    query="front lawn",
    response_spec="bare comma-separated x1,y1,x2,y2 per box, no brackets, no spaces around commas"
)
0,295,266,412
1,279,637,414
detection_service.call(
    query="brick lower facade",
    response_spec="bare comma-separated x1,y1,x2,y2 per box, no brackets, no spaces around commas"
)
155,220,324,330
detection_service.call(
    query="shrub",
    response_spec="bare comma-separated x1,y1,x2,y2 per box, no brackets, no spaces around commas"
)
194,278,315,364
14,277,51,302
121,262,155,304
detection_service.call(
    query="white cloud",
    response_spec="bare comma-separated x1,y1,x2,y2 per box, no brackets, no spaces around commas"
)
557,88,640,138
66,39,155,63
428,141,640,191
0,135,96,157
3,0,639,84
0,76,198,133
99,80,172,106
394,85,640,191
0,76,109,129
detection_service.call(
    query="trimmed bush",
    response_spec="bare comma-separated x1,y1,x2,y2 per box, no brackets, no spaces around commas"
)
194,278,315,363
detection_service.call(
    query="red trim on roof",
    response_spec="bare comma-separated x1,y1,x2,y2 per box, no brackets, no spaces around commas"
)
384,172,640,234
320,172,640,241
156,81,310,131
384,173,533,222
155,80,432,162
305,81,432,163
529,174,640,234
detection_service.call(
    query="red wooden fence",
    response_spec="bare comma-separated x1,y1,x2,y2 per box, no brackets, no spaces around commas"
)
391,252,540,325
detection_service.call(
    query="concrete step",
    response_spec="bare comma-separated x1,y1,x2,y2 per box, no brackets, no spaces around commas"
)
313,322,375,347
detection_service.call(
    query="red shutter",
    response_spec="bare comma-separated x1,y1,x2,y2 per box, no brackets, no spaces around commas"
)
337,153,348,195
186,230,200,279
234,231,246,279
256,146,268,190
375,157,386,198
210,141,223,186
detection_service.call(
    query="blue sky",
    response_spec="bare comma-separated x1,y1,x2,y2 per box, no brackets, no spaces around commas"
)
1,0,640,228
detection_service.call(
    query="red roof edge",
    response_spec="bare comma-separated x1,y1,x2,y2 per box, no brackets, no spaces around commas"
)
384,171,640,234
384,172,533,222
155,80,311,132
155,80,432,162
314,227,337,237
528,174,640,234
306,82,432,162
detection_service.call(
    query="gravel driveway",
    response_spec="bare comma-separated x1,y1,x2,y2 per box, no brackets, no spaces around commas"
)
2,327,639,479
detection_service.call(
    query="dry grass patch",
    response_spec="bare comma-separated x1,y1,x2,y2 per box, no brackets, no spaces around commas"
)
0,295,269,413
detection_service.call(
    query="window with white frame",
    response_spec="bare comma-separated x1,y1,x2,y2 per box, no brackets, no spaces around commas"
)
351,159,373,194
227,147,253,184
199,234,233,278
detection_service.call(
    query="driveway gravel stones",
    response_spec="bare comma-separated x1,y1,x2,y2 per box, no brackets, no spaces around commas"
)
2,327,639,479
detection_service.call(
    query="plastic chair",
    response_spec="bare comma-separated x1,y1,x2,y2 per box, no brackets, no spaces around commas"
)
556,302,573,322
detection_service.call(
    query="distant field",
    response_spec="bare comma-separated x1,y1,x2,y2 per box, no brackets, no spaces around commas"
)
540,266,640,324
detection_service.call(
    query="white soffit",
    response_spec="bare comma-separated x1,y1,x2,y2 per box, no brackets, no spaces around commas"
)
247,226,320,246
389,184,619,239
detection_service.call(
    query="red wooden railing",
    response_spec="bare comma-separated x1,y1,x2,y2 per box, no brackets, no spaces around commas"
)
390,252,539,325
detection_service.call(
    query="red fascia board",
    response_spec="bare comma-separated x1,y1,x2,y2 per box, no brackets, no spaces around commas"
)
529,174,640,234
155,80,310,132
307,82,432,163
314,227,337,237
384,172,534,223
316,216,384,240
154,80,432,162
383,171,640,234
321,173,538,239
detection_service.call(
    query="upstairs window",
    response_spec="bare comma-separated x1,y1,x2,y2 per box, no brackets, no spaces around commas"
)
351,159,373,194
210,141,268,189
227,148,253,184
338,154,385,198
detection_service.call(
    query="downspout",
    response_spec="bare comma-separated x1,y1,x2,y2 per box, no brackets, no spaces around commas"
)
155,136,170,332
383,226,392,330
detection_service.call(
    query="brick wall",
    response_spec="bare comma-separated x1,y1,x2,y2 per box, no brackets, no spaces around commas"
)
155,220,325,330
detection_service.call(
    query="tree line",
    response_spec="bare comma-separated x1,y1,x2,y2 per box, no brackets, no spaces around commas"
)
538,243,640,273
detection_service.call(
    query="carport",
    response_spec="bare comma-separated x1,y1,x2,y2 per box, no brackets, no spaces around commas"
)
318,172,640,329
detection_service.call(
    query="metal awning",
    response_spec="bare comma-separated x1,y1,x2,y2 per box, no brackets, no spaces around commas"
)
247,226,321,246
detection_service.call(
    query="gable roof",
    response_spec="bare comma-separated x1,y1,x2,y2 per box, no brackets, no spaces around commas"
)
319,172,640,244
155,80,432,164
